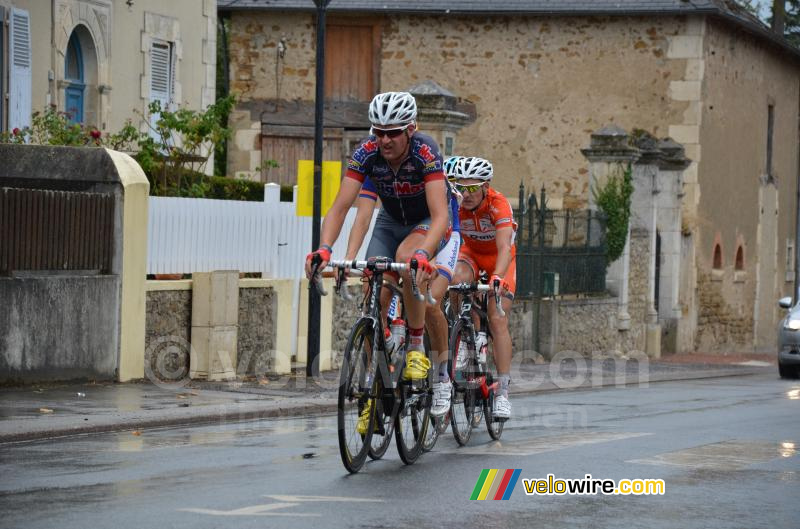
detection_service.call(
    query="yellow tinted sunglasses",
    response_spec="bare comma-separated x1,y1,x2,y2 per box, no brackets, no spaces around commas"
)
454,183,483,193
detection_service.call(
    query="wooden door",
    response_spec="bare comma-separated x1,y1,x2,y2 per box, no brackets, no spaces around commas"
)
325,21,380,102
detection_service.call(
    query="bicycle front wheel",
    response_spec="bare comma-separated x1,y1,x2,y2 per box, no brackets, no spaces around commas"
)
338,319,376,473
484,371,504,441
368,380,395,460
449,319,475,446
395,372,431,464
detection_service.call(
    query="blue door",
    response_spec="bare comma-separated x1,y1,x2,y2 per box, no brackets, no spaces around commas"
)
64,32,84,124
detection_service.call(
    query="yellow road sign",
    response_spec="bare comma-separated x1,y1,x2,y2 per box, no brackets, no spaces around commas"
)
296,160,342,217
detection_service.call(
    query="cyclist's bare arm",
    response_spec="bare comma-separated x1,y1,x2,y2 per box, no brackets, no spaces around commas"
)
420,179,450,257
492,226,514,279
345,195,377,260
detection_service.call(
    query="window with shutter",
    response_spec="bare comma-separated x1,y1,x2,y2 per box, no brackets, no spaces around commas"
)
149,40,175,139
150,41,173,107
9,8,32,131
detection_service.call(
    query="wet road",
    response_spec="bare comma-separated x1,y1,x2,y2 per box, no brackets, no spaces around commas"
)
1,374,798,529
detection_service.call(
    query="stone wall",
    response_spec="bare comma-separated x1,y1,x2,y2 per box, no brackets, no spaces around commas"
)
145,284,279,379
145,289,192,381
553,297,620,354
238,287,277,375
694,271,754,353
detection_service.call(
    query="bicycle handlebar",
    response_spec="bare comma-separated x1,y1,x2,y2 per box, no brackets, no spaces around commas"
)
310,258,436,305
448,281,505,316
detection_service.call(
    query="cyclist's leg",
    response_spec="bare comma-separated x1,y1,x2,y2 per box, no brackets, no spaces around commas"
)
395,220,446,380
485,254,515,419
395,230,429,379
429,232,459,377
428,233,460,416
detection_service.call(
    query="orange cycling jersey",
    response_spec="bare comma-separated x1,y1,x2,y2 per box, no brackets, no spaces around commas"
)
458,187,517,254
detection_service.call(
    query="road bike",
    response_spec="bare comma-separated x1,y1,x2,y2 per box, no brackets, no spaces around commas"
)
309,256,435,473
447,280,506,445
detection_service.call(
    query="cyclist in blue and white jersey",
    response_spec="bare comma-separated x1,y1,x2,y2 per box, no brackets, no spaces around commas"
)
344,157,464,417
305,92,451,428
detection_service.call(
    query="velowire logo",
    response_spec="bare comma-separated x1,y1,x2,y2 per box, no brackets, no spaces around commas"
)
470,469,522,500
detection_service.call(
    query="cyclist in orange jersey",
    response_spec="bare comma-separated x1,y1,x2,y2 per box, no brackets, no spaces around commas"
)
450,157,516,420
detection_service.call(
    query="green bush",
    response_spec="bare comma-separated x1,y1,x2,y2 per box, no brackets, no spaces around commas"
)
592,163,633,265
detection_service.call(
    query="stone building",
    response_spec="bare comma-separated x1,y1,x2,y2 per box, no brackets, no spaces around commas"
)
219,0,800,354
1,0,216,155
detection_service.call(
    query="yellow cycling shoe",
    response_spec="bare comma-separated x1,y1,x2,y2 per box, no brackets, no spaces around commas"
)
403,350,431,381
356,399,374,435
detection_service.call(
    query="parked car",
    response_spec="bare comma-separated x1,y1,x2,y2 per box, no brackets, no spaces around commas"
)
778,297,800,379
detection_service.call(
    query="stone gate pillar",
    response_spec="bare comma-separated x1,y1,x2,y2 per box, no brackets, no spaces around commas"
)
630,132,663,358
581,125,640,333
408,80,474,157
656,138,691,354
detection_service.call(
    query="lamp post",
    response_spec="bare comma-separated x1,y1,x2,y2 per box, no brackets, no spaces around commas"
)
307,0,330,379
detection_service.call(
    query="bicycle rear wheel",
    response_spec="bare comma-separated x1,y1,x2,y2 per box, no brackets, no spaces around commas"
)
368,380,395,460
395,372,431,464
449,319,474,446
337,319,376,473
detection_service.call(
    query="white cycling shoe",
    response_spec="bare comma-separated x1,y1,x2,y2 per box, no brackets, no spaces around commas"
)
493,394,511,420
430,380,452,417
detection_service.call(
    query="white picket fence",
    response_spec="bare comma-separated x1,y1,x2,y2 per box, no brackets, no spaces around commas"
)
147,184,377,277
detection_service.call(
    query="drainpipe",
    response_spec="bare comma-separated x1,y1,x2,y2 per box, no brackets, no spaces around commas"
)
795,101,800,305
50,0,56,108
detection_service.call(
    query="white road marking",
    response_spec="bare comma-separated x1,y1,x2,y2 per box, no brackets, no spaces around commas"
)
266,495,384,503
180,495,384,517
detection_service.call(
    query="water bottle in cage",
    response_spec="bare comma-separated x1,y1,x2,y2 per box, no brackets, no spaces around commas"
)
387,291,401,320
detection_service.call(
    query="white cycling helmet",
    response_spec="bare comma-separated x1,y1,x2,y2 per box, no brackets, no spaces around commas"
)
368,91,417,127
452,156,493,181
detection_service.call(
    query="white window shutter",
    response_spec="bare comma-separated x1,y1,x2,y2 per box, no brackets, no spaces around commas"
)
150,41,172,107
9,8,32,131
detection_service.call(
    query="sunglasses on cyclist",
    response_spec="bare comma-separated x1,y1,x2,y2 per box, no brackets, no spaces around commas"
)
454,183,484,193
371,124,409,139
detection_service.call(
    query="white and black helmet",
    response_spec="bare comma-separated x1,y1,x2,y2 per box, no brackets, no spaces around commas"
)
452,156,493,181
368,91,417,126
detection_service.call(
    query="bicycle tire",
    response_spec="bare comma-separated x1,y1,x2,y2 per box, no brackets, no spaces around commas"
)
484,371,504,440
449,319,474,446
368,379,394,460
395,372,431,464
337,319,376,473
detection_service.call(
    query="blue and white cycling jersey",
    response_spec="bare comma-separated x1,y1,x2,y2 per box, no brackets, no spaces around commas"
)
347,131,447,226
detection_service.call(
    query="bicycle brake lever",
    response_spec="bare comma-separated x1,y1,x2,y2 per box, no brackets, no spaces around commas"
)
337,267,353,301
493,280,505,317
409,259,425,302
309,255,328,296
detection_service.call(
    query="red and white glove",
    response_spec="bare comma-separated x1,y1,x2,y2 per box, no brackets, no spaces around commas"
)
409,249,434,275
490,274,510,294
305,245,332,280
